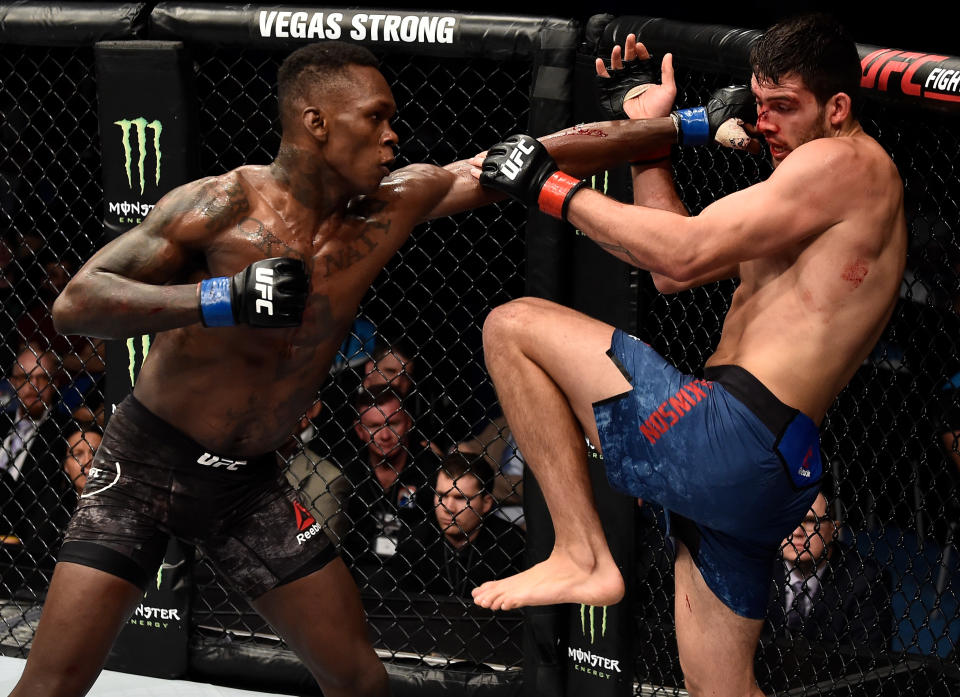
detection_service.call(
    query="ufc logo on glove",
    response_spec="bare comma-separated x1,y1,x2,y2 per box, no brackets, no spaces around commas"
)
500,139,536,180
254,267,274,316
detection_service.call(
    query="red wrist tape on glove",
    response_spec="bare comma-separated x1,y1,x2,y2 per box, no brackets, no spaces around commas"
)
537,171,583,220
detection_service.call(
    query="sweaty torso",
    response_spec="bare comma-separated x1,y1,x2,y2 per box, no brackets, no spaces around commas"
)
706,135,907,423
132,165,439,455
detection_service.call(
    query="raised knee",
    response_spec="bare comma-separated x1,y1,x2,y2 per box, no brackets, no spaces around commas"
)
483,298,538,348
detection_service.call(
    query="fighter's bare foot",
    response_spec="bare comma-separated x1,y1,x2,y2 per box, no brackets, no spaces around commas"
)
471,549,624,611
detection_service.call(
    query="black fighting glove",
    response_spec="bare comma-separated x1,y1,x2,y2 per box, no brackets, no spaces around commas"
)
672,85,755,146
596,54,659,120
199,256,309,328
479,134,586,220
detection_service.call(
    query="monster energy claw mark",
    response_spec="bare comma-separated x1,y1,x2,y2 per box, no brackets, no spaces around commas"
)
114,118,162,195
126,334,152,387
579,603,608,644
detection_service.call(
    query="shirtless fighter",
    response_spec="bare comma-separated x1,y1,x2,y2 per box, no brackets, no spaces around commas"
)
11,41,724,697
473,15,906,696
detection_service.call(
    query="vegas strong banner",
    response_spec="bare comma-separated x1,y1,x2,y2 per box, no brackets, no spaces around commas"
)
95,40,197,678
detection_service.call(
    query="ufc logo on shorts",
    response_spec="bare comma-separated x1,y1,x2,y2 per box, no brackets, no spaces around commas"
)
254,267,274,316
197,453,247,471
500,139,535,180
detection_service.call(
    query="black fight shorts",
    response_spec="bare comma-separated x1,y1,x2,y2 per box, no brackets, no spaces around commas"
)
60,395,337,599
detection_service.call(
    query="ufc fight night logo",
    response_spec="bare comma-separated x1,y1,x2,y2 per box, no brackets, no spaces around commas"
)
500,139,535,180
114,117,162,194
254,267,275,316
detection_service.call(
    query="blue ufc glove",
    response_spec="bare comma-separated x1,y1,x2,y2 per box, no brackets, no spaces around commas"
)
199,257,308,328
672,85,755,145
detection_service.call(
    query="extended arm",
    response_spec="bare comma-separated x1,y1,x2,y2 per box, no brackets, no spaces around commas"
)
480,136,847,281
419,117,680,222
565,142,844,279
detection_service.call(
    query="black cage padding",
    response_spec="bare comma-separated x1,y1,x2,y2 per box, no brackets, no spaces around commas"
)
0,1,148,46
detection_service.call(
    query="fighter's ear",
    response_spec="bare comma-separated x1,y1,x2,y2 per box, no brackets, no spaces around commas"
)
303,106,328,143
826,92,852,128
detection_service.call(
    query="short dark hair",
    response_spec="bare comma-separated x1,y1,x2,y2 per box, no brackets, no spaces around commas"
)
277,41,379,121
438,452,495,496
750,14,861,112
353,384,404,413
371,337,414,365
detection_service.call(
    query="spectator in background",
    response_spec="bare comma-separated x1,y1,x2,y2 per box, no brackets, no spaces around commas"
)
390,452,524,597
340,385,438,586
0,347,72,594
15,253,106,427
457,414,525,529
16,253,106,368
361,338,447,452
62,428,101,493
362,341,415,397
766,493,892,649
281,398,351,545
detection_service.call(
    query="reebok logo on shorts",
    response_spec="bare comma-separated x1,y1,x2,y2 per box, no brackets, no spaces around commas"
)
798,446,814,478
293,501,322,545
639,379,714,445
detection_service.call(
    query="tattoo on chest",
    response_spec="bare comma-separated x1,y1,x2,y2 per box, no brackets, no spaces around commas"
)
317,212,394,280
239,217,306,264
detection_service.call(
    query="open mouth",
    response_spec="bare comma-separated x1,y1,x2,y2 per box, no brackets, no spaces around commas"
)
768,142,788,158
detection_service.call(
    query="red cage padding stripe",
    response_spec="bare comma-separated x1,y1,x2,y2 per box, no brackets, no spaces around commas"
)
537,171,584,219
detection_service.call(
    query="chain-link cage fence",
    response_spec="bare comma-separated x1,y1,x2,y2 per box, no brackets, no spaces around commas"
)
587,20,960,697
0,41,106,654
0,6,577,689
186,44,535,676
1,6,958,697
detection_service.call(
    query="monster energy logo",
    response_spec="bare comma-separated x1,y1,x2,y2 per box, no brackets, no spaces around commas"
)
126,334,152,387
114,117,162,194
580,603,608,644
569,604,622,678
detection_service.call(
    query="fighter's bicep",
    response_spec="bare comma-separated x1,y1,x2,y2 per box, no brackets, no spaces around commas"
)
84,222,195,285
696,169,840,260
83,178,228,283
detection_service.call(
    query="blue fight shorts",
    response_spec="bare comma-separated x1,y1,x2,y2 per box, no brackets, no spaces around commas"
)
593,330,822,619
